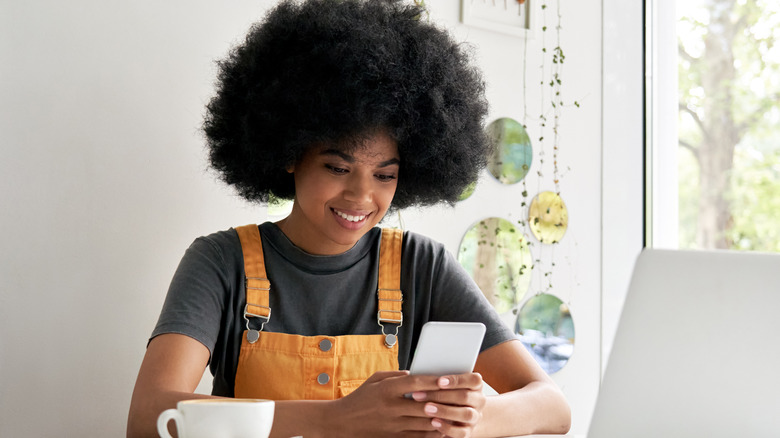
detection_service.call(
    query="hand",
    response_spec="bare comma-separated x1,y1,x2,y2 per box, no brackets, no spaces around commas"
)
325,370,451,437
409,373,486,438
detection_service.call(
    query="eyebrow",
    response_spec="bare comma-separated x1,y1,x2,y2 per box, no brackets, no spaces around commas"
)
320,148,400,168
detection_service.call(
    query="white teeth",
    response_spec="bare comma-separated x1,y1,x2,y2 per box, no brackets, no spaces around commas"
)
335,209,366,222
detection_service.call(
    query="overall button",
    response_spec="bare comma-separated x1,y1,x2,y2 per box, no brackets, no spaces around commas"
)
317,373,330,385
318,339,332,352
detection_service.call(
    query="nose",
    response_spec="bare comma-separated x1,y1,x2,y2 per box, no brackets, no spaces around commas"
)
343,172,372,203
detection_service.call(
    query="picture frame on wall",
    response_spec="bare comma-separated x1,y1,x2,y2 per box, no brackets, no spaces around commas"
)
460,0,535,39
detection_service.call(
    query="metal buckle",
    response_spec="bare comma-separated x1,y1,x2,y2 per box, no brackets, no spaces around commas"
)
244,276,271,332
377,288,402,348
244,303,271,330
376,309,403,325
378,321,401,348
377,288,403,325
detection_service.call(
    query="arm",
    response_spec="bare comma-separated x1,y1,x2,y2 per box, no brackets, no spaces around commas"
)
473,339,571,437
410,340,570,438
127,334,217,438
126,334,337,438
127,333,328,438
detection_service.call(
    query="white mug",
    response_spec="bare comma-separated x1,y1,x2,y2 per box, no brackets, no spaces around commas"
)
157,399,274,438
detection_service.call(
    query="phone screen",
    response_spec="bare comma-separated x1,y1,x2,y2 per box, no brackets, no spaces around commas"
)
408,321,486,376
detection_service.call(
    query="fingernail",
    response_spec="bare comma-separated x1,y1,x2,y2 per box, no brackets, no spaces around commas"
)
431,419,442,428
412,392,427,401
424,404,438,415
439,377,450,387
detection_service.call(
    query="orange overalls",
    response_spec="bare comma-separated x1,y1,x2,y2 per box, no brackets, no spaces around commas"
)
233,224,404,400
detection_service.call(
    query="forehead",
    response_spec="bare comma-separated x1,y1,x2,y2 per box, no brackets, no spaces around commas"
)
309,131,400,163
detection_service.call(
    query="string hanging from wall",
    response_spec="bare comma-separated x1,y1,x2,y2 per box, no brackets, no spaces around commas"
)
518,0,578,373
527,0,576,292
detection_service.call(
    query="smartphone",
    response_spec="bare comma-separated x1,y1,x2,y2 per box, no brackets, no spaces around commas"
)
408,321,486,376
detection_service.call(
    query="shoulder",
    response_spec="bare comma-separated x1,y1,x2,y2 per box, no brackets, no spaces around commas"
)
198,227,241,246
190,227,241,254
399,229,454,272
176,227,244,274
400,229,446,253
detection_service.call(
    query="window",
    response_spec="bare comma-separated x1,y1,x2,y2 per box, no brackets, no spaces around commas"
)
647,0,780,252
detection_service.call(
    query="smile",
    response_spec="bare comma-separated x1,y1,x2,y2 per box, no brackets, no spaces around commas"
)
333,209,368,222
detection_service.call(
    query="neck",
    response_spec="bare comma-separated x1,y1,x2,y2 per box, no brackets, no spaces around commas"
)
275,209,358,256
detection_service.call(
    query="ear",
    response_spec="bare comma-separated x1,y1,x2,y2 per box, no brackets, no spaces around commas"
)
286,163,295,173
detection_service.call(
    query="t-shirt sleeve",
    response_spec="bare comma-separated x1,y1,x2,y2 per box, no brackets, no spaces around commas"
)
428,245,516,352
150,236,230,358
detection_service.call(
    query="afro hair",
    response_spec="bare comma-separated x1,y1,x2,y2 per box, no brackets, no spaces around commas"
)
204,0,491,209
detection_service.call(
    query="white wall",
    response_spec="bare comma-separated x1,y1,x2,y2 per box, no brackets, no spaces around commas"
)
601,0,645,371
0,3,273,436
0,0,641,436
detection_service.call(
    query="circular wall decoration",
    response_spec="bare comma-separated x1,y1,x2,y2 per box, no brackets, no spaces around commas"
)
485,117,533,185
515,293,574,374
528,191,568,244
457,217,533,314
458,180,477,201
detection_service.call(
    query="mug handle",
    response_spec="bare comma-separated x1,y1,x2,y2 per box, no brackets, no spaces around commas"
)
157,408,184,438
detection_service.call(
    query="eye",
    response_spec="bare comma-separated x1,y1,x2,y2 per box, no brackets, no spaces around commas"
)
375,173,397,182
325,164,348,174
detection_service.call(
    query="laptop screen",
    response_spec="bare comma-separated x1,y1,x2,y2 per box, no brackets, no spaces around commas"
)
588,249,780,438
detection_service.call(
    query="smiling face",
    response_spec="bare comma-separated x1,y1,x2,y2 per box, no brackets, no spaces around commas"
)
276,131,400,255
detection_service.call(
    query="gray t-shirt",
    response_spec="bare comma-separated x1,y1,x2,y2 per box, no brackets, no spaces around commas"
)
152,222,514,396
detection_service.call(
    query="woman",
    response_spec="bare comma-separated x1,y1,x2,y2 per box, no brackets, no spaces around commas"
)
127,1,571,437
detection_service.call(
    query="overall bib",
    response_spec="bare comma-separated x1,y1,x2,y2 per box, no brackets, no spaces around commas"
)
233,224,403,400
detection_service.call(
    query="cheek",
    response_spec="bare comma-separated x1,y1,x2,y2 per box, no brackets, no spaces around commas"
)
293,178,324,212
295,171,331,198
379,183,398,207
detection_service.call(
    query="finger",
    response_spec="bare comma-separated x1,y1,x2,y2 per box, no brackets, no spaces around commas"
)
437,373,483,391
419,388,485,409
397,416,441,432
430,418,473,438
364,370,410,384
424,403,481,427
388,374,442,396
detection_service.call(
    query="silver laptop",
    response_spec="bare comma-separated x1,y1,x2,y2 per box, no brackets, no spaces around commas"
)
588,249,780,438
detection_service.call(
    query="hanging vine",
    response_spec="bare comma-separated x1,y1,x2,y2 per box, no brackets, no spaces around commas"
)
528,0,577,293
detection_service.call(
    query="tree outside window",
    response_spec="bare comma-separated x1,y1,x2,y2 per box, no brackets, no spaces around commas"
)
677,0,780,252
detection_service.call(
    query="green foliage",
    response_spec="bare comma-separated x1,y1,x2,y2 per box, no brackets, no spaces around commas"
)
677,147,700,248
726,146,780,251
677,0,780,251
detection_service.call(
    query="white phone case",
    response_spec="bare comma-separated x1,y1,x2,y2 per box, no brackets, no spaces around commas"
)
408,321,486,376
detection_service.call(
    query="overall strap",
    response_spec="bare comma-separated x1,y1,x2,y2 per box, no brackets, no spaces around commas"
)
235,224,271,342
377,228,403,346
